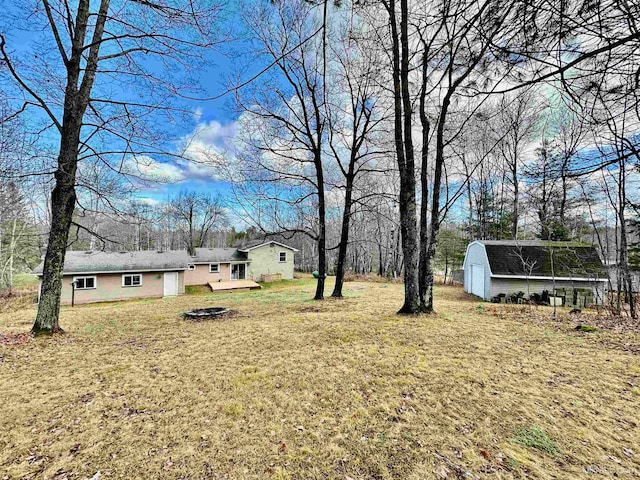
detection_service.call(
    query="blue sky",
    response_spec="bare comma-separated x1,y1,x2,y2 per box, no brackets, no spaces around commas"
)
1,1,259,210
128,13,249,205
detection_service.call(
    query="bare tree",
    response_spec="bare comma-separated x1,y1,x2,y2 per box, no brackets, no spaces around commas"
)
1,0,222,333
0,182,38,292
495,91,540,238
234,0,329,299
168,190,226,255
326,26,388,298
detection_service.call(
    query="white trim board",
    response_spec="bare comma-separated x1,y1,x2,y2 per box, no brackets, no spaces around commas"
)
490,274,608,282
238,241,299,253
51,268,187,276
189,261,251,265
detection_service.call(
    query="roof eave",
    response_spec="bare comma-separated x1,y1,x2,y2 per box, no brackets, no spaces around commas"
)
490,274,607,282
34,267,188,276
238,241,299,252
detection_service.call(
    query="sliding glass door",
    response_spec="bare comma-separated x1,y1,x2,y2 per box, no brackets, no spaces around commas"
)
231,263,246,280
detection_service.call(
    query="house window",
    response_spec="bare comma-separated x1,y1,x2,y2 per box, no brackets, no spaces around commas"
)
74,276,96,290
122,274,142,287
279,251,287,263
209,263,220,273
187,264,196,271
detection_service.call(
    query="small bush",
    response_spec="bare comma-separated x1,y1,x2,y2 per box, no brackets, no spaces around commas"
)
511,425,560,455
575,324,598,333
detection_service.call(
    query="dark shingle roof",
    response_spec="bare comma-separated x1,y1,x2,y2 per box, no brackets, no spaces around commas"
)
237,239,269,250
189,248,246,263
479,240,605,278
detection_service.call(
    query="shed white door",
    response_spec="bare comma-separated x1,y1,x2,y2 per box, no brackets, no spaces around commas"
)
163,272,178,296
470,264,485,299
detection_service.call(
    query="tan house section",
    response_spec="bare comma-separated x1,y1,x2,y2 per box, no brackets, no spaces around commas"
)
184,262,232,285
244,243,296,281
58,271,185,305
184,242,297,285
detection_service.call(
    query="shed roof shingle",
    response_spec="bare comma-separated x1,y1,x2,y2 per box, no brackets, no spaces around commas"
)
478,240,605,278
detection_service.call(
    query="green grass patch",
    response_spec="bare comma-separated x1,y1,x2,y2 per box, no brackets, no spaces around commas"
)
257,278,308,290
185,285,212,295
11,273,39,288
575,324,598,333
511,425,560,455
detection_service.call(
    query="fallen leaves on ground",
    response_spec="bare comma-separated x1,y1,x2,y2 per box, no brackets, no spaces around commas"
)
0,331,32,347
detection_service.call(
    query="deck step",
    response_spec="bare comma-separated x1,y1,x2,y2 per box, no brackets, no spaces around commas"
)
208,280,262,292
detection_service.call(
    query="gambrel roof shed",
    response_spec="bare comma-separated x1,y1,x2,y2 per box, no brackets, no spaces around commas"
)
463,240,607,302
480,240,605,278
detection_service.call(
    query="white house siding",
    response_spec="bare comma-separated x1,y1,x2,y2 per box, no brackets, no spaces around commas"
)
489,278,605,305
463,242,491,300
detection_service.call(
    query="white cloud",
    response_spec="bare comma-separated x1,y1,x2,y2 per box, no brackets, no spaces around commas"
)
122,155,185,183
178,119,241,181
135,197,162,206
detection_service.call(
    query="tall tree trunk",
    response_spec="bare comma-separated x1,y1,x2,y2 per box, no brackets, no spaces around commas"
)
33,162,77,334
618,161,637,318
418,34,431,309
314,152,327,300
388,0,420,313
377,214,384,277
332,170,355,298
512,154,518,239
418,118,431,307
464,155,474,239
559,157,569,222
33,0,109,334
422,94,452,313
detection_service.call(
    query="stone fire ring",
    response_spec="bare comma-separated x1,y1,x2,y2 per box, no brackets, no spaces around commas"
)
183,307,230,321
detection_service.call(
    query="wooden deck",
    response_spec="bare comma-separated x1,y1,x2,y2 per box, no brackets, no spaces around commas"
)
208,280,262,292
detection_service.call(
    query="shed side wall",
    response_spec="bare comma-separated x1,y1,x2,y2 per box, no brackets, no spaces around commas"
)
464,243,490,299
489,278,604,304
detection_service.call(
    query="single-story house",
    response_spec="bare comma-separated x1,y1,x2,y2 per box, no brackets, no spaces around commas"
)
463,240,607,305
33,241,298,305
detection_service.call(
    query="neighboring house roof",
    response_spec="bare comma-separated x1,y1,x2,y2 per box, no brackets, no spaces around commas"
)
237,240,299,252
474,240,605,279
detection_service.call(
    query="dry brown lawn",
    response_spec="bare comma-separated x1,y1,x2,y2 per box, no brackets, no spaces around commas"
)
1,278,639,479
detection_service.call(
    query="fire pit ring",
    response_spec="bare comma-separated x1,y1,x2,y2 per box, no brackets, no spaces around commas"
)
183,307,230,321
